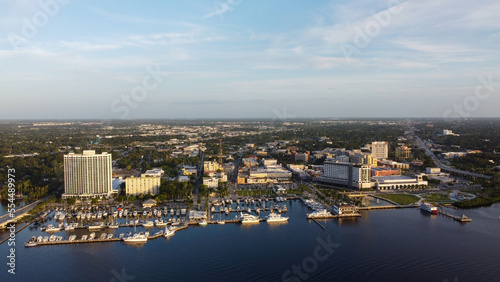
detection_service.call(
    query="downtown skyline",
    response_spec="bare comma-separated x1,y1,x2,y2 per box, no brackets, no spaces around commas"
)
1,0,499,119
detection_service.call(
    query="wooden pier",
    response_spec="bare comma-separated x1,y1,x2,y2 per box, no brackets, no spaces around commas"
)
437,209,472,223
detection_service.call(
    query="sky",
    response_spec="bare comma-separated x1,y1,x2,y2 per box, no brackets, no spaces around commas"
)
0,0,499,120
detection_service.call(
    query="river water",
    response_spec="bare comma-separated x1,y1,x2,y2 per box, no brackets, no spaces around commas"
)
1,199,500,281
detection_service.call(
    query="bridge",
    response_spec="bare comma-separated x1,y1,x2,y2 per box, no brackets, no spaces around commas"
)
408,123,492,180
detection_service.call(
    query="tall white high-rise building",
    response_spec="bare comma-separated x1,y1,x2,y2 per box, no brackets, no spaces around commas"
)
63,150,112,198
371,141,388,160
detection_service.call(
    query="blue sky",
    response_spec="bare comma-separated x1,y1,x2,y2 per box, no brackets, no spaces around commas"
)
0,0,499,119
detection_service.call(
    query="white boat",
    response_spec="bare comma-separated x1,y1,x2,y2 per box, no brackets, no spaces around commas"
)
89,232,96,240
37,236,43,243
88,224,102,230
81,235,88,241
267,212,289,223
43,236,48,242
155,219,167,228
25,236,38,247
143,211,148,217
64,224,75,231
118,211,123,218
142,221,154,228
217,220,225,225
107,234,113,239
123,232,148,243
68,235,76,241
113,211,118,218
164,226,176,237
237,213,260,224
109,221,119,229
46,224,61,232
199,220,207,226
119,233,125,239
306,209,331,219
100,233,107,240
58,213,65,221
123,210,128,217
49,235,56,242
132,211,137,217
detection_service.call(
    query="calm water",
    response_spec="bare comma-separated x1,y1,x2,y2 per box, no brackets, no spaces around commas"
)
2,200,500,281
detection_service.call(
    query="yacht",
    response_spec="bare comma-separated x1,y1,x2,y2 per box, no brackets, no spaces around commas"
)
217,220,225,225
64,224,75,231
237,213,260,224
68,235,77,241
267,212,289,223
123,232,148,243
37,236,43,243
112,211,118,218
142,221,154,228
46,224,61,232
49,235,56,242
119,233,125,239
25,236,38,247
155,219,167,228
143,211,148,217
132,211,138,217
89,232,96,240
123,210,128,217
164,227,175,237
100,233,107,240
109,222,119,229
306,209,331,219
198,220,207,226
43,236,49,242
107,234,113,239
81,235,88,241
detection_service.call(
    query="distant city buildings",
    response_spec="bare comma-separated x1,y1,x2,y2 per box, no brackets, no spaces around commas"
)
63,150,113,198
442,129,459,136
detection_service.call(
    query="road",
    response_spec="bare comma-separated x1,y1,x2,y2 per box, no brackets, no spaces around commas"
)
0,196,49,228
408,122,492,179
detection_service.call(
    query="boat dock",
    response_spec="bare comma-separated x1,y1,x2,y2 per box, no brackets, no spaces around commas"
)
437,209,472,223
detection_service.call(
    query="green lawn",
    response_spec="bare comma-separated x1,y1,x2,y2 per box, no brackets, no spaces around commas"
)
422,193,452,202
377,194,420,205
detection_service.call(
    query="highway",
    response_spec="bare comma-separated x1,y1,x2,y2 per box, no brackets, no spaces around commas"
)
408,123,492,180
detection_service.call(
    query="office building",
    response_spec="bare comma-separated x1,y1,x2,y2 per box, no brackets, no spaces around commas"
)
371,141,388,160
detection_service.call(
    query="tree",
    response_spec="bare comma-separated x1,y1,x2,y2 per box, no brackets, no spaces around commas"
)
66,198,76,205
91,198,98,205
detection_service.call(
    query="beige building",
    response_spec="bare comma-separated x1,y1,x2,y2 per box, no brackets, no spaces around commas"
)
126,175,161,195
395,146,411,159
203,161,220,173
371,141,388,160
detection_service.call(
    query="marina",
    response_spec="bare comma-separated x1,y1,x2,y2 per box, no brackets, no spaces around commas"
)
3,198,500,281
